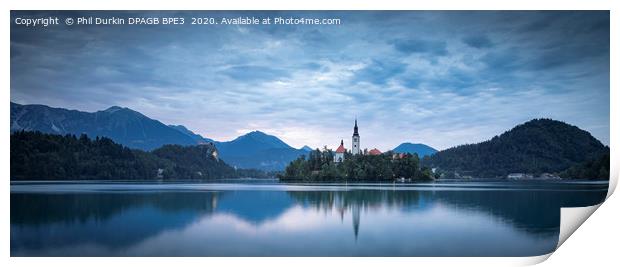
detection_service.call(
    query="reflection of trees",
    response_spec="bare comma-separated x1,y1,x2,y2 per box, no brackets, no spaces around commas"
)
288,190,425,239
11,192,221,225
288,190,424,211
11,190,298,254
431,189,606,233
287,187,607,238
11,192,222,252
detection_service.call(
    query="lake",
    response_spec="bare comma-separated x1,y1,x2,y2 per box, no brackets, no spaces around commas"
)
10,180,608,256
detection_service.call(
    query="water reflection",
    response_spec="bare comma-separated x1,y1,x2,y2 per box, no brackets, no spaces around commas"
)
11,192,221,250
10,182,608,256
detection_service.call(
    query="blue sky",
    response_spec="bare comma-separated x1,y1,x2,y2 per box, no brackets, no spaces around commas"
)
10,11,610,151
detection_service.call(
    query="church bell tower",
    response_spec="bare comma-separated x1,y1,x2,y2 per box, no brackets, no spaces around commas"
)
352,119,360,155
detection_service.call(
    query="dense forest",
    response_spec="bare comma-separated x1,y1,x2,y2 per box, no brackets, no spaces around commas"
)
559,151,610,180
423,119,609,179
279,148,435,181
10,131,270,180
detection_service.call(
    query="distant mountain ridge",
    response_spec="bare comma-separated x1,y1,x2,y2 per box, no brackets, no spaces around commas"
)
165,126,308,170
424,118,608,178
11,102,196,151
214,131,307,171
392,143,437,158
168,124,214,144
10,102,307,171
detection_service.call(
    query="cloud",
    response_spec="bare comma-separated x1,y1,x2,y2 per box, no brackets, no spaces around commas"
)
10,11,610,150
462,34,493,49
518,14,557,32
390,38,448,56
480,49,521,72
352,59,406,86
220,65,290,82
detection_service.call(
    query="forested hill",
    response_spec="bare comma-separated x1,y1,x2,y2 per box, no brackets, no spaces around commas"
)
424,119,609,178
10,131,269,180
11,102,308,171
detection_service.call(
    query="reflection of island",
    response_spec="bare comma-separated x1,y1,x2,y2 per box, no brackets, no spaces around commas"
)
288,190,425,239
287,186,606,239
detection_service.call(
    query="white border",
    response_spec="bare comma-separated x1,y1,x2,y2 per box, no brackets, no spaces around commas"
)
2,1,618,266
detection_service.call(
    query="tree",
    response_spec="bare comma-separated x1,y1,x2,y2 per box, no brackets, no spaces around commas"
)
10,131,267,181
279,150,431,182
424,119,608,178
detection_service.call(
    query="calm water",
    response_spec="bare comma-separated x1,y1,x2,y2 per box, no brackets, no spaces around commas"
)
10,180,608,256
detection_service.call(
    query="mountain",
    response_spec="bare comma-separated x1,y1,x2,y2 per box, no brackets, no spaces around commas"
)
167,127,310,171
301,145,313,152
10,102,308,171
11,102,197,151
10,130,236,180
214,131,308,171
217,130,292,151
392,143,437,158
424,118,608,178
169,124,214,144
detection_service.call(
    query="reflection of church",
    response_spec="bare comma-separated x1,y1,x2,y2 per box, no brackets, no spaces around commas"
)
335,195,362,240
352,204,361,240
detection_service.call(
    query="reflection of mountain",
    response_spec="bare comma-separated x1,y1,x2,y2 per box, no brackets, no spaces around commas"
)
11,190,296,254
11,192,221,253
215,190,293,224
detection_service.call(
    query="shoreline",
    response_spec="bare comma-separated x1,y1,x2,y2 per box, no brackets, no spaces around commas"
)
10,178,610,184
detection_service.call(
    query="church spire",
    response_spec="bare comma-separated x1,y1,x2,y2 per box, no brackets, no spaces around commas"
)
351,118,360,155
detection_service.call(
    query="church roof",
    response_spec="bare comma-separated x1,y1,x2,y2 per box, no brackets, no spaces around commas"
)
368,148,382,155
335,140,346,153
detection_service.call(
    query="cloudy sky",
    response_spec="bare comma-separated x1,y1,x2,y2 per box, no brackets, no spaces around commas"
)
10,11,609,151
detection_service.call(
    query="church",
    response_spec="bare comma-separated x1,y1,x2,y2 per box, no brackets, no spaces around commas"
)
334,119,363,163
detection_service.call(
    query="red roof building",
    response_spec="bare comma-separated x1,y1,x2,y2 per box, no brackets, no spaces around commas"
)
368,148,382,155
334,140,346,163
335,140,346,153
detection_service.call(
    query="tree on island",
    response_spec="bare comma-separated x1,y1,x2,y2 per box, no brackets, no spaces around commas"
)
279,149,435,181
